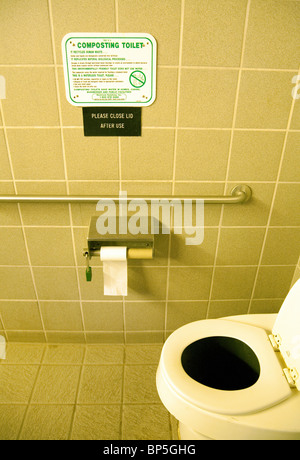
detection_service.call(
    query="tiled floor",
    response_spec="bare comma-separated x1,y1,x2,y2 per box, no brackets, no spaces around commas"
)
0,343,178,440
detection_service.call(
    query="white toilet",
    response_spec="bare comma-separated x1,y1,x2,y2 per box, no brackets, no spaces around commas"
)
156,279,300,440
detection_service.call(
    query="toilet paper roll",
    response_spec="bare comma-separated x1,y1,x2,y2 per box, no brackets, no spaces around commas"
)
100,247,127,296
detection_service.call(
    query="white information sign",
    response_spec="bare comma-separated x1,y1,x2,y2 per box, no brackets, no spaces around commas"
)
62,33,157,107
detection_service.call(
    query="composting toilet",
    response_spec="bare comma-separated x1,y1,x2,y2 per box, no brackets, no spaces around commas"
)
156,279,300,440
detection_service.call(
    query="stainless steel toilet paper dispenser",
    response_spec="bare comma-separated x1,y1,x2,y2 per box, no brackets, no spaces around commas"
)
83,216,154,281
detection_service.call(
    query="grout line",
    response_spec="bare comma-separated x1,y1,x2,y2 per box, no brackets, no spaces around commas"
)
48,0,87,342
0,101,47,342
206,0,252,319
47,0,69,195
3,125,300,132
67,345,87,440
2,224,300,229
0,125,300,133
2,263,297,268
120,345,126,439
16,344,47,439
114,0,126,345
247,64,300,313
171,0,185,193
165,0,185,341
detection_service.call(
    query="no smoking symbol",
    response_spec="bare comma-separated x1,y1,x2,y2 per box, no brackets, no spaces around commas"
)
129,71,146,88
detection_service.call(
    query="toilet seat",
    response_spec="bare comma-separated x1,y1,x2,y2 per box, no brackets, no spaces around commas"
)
160,319,292,416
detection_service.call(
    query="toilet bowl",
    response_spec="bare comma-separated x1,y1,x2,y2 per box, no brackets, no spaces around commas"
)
156,279,300,440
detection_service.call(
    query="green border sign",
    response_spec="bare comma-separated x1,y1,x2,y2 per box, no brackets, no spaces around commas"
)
62,33,157,107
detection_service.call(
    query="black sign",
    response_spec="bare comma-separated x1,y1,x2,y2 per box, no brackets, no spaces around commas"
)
82,107,141,136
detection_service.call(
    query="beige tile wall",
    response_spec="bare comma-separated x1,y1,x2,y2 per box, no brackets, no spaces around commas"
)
0,0,299,343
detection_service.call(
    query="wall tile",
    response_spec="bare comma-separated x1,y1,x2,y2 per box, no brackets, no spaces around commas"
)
57,68,83,126
40,301,83,331
290,97,300,129
243,0,300,69
270,183,300,226
253,266,295,298
0,301,43,331
182,0,247,67
64,129,119,180
51,0,116,64
118,0,181,65
0,268,36,299
235,71,293,128
216,228,265,265
179,69,238,128
261,228,300,266
127,267,168,301
174,182,224,227
0,0,53,64
166,301,207,330
168,267,213,300
175,130,230,181
82,302,123,331
20,203,70,226
0,227,28,265
222,182,275,226
25,227,75,266
121,129,175,180
0,67,59,126
0,129,12,180
33,267,79,300
228,131,285,181
209,300,249,319
279,132,300,182
142,68,178,127
125,301,165,331
250,298,283,314
7,129,65,180
211,267,257,299
170,228,218,266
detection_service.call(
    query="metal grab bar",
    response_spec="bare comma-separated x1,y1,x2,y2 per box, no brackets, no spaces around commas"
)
0,184,252,204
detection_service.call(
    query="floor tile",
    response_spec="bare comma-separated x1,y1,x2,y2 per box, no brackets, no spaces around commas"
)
0,365,38,403
0,343,44,364
71,405,121,440
19,405,74,440
85,345,124,364
0,405,27,440
125,344,162,365
122,404,170,440
43,344,85,364
78,366,123,404
31,365,81,403
123,365,160,403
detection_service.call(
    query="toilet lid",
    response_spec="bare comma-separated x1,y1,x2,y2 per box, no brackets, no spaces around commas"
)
272,279,300,390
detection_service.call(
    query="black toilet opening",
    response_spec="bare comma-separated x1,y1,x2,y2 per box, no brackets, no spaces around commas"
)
181,336,260,391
